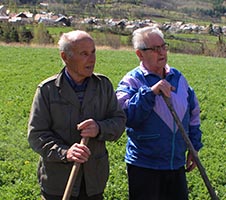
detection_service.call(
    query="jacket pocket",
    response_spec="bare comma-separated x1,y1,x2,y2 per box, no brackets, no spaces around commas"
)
38,159,72,194
85,151,109,194
95,152,109,188
127,128,160,140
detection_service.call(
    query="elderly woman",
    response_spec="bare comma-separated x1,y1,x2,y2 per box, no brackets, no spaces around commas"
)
116,26,203,200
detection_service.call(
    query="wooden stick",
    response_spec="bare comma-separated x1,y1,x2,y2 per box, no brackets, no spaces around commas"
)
62,137,89,200
162,95,218,200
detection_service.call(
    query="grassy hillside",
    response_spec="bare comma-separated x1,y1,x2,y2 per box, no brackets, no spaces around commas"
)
0,45,225,199
11,0,225,23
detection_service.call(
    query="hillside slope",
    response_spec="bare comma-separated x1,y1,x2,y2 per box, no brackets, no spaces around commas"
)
6,0,225,23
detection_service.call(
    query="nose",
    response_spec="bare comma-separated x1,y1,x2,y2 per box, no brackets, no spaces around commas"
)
158,48,165,55
159,46,168,54
89,53,96,63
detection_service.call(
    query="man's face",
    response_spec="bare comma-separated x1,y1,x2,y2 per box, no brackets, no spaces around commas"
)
63,37,96,84
139,33,167,71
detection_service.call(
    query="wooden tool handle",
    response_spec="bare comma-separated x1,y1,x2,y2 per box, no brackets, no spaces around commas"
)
162,95,218,200
62,137,89,200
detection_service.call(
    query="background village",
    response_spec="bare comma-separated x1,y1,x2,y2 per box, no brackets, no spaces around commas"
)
0,2,225,57
0,3,225,36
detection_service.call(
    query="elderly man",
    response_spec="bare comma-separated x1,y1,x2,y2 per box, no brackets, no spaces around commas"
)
28,30,126,200
116,26,203,200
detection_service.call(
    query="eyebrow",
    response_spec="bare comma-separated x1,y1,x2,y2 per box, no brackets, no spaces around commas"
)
140,43,169,51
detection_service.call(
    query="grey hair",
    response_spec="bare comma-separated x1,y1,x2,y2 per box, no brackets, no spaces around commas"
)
132,26,164,50
58,30,92,57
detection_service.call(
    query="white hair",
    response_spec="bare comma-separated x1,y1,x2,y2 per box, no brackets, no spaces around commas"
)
58,30,92,57
132,26,164,50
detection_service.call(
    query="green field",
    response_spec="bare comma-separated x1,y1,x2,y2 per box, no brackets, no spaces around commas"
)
0,45,225,199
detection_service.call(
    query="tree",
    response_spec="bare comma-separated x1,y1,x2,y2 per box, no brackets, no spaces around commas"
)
9,26,19,42
32,23,54,44
18,26,33,43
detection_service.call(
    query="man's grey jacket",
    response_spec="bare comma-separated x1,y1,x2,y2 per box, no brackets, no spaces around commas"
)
28,68,126,197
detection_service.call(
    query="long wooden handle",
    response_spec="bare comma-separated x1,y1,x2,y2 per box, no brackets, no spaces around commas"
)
62,137,89,200
162,95,219,200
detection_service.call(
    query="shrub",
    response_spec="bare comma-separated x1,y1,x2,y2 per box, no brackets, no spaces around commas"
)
32,23,54,45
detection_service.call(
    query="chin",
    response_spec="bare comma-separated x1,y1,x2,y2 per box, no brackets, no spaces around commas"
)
85,72,93,77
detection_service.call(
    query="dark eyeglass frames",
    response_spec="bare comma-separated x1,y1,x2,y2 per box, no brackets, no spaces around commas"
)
140,43,169,53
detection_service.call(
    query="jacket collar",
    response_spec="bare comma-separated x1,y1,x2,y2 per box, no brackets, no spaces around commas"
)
54,67,101,107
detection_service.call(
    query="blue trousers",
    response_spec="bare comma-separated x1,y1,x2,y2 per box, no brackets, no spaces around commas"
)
127,164,188,200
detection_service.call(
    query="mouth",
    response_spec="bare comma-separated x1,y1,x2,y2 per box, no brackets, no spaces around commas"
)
158,57,165,62
85,65,94,71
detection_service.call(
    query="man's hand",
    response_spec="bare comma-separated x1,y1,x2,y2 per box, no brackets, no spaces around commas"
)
151,79,175,97
186,151,197,172
77,119,99,138
66,142,91,163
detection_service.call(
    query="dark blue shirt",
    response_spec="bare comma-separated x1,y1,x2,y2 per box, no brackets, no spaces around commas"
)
64,68,90,104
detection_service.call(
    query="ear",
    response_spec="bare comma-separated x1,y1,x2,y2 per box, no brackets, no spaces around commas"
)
136,49,144,60
61,51,67,63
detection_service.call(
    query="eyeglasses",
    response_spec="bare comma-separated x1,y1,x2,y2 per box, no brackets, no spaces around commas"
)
140,43,169,53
